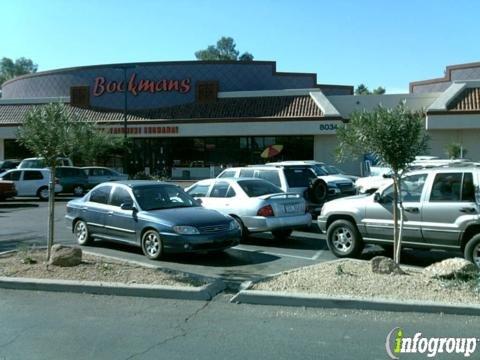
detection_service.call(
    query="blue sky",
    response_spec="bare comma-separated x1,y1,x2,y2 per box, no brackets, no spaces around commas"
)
2,0,478,93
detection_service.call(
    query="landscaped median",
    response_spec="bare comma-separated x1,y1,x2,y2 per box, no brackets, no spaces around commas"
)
0,247,224,300
231,258,480,316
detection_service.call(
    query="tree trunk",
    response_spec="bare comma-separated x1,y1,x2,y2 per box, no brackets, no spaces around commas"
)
392,173,399,264
46,165,56,261
395,177,404,264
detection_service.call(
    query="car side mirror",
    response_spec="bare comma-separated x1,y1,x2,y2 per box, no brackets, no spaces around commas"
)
195,198,203,205
373,192,382,203
120,202,135,211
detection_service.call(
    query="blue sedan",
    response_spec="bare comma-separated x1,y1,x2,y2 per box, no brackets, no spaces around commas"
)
65,181,241,259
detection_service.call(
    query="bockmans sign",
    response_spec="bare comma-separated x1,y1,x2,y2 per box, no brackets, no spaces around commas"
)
93,73,191,96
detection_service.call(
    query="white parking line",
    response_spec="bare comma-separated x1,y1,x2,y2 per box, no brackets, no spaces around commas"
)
234,245,317,260
312,250,324,260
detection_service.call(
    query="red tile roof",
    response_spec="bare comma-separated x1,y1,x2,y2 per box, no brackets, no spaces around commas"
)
0,96,327,125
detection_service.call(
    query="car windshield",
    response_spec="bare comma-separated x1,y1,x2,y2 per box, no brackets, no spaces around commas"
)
324,165,342,174
132,185,197,211
238,179,283,197
20,159,45,168
309,165,329,176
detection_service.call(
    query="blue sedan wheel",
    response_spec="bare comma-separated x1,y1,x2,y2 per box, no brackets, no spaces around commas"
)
141,230,163,259
74,220,92,245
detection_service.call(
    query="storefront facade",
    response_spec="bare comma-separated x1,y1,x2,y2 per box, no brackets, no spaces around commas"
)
1,60,480,178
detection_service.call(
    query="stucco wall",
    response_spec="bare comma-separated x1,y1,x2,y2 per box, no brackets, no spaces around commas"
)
427,129,480,161
313,135,361,175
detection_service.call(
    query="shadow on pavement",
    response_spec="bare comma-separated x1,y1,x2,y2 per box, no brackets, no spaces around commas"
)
87,240,280,268
241,233,328,251
0,203,39,209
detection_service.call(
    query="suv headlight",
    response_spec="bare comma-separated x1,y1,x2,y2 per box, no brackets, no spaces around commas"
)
229,220,240,230
173,226,200,235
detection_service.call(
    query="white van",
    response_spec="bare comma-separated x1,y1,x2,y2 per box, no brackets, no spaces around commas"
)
0,168,63,200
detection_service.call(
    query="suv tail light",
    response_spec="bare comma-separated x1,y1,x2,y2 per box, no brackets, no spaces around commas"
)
257,205,274,217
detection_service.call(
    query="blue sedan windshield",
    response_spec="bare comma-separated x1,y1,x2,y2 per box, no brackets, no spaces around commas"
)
133,185,198,211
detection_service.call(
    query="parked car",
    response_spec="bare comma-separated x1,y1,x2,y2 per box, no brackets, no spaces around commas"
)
0,180,17,200
355,166,393,194
0,159,21,172
82,166,128,187
65,181,241,259
56,166,89,196
18,157,73,169
0,168,62,200
318,166,480,266
267,160,358,182
355,159,467,194
186,178,311,240
217,163,355,215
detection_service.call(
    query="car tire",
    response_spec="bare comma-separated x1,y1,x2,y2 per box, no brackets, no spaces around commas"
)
231,216,248,242
326,219,363,258
464,233,480,267
141,229,163,260
309,179,328,203
272,229,293,241
73,185,84,197
37,186,49,201
74,220,92,245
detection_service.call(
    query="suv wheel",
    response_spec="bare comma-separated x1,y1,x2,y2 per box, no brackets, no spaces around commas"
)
326,219,363,258
309,179,328,203
464,234,480,267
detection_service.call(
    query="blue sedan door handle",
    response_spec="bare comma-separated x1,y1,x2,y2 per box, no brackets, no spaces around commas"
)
108,211,114,216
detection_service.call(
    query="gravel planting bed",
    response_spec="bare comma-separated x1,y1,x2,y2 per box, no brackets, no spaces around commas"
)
252,259,480,305
0,250,206,287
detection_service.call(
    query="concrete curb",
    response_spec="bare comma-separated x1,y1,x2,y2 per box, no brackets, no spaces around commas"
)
230,290,480,316
0,249,226,301
231,258,480,316
0,276,224,300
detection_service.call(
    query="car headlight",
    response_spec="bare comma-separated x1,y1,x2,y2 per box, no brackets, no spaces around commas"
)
173,225,200,235
229,220,240,230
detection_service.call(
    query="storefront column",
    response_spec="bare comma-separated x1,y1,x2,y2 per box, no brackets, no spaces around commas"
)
0,139,4,160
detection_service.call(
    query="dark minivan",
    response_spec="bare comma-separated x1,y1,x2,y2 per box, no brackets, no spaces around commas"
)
56,166,89,196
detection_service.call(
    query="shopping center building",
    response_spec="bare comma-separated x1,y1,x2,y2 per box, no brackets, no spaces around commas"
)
1,60,480,177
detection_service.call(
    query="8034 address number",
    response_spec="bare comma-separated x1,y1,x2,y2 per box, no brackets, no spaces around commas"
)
319,123,338,131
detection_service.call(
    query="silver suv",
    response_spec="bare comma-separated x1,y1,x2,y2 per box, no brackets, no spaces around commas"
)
318,166,480,265
217,163,355,215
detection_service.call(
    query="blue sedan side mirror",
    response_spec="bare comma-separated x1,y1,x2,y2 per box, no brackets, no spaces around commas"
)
121,202,135,211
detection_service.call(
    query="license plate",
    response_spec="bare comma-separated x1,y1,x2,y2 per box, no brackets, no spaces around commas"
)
285,204,297,213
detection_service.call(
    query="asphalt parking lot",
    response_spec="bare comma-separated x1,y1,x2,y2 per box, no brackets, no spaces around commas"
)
0,197,459,285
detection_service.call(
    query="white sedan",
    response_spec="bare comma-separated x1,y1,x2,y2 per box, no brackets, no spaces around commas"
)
186,178,311,240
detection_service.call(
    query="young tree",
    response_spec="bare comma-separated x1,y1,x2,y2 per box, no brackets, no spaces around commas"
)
195,37,254,61
17,103,123,260
445,142,467,159
336,102,428,264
